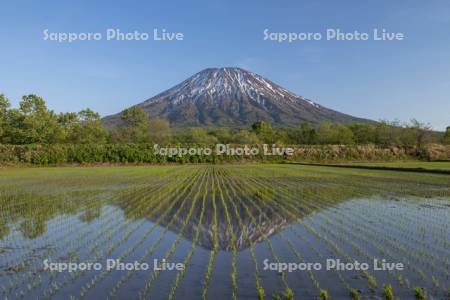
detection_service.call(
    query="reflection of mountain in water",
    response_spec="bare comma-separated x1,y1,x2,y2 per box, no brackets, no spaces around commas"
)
0,180,357,250
6,168,444,249
161,199,297,251
115,189,331,251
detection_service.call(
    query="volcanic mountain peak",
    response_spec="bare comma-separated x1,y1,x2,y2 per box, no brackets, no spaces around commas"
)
103,67,372,128
142,67,319,109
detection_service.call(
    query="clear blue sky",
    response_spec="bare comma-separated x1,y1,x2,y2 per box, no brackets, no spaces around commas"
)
1,0,449,130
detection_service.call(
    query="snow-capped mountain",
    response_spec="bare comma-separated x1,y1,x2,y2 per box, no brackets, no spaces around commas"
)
103,67,371,128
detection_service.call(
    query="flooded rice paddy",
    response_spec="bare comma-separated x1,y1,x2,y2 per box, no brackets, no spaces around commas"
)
0,165,449,300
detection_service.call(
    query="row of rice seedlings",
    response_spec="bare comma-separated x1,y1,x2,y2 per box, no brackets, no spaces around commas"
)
297,165,450,194
330,202,447,294
79,166,202,292
226,168,336,299
2,165,446,298
361,207,447,264
0,167,177,296
354,199,450,268
246,169,442,298
107,167,206,298
306,175,449,278
321,174,450,258
219,168,294,299
74,170,196,298
73,168,203,299
215,168,266,300
0,204,90,274
0,170,169,267
137,167,210,299
269,163,449,201
237,167,378,297
35,168,195,298
0,165,174,238
41,172,189,299
226,172,315,299
250,170,418,266
1,195,129,298
305,174,450,270
301,184,445,296
313,213,399,291
0,192,105,266
167,168,210,300
201,167,221,299
229,167,361,298
333,201,439,274
259,174,404,292
267,197,376,298
2,210,116,298
242,169,364,297
213,167,238,300
280,189,416,284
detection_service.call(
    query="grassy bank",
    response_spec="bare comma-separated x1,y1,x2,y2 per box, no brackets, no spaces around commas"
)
0,143,448,166
342,161,450,171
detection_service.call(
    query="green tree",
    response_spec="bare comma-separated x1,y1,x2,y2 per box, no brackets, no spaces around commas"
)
113,107,150,143
252,121,276,143
443,126,450,144
408,119,432,150
230,129,260,144
185,128,218,144
209,128,232,143
0,94,11,142
317,123,354,145
297,123,317,144
66,109,107,144
374,121,400,146
349,123,375,144
11,95,65,144
148,117,171,144
58,111,78,141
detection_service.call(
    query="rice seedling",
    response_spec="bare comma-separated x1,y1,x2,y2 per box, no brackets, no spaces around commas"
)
319,289,329,300
383,284,394,300
167,169,209,300
350,288,361,300
414,287,427,300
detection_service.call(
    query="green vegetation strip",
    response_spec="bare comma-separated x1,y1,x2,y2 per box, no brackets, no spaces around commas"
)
290,162,450,175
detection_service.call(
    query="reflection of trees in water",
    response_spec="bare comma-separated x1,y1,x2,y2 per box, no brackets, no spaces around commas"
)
0,191,107,240
19,218,47,239
0,219,9,239
0,179,362,246
79,203,102,223
3,166,445,243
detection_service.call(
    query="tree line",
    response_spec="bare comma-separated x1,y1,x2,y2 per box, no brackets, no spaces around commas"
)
1,94,449,147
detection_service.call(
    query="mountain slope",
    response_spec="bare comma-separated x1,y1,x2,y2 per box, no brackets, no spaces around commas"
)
103,67,372,128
